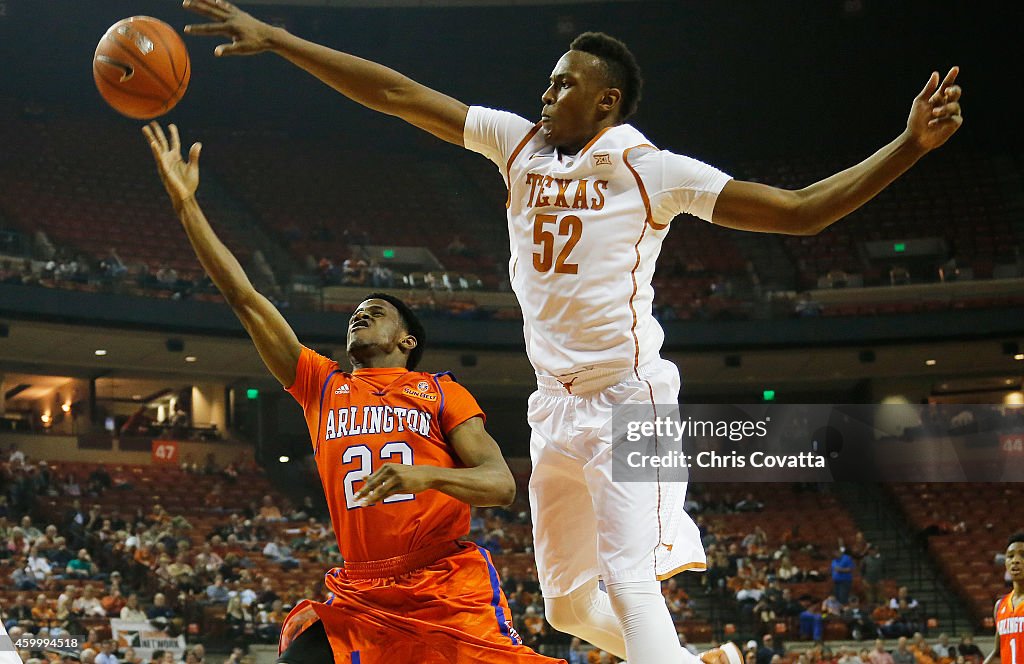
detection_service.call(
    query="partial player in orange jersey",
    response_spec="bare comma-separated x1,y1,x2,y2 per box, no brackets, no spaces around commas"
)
143,121,564,664
987,534,1024,664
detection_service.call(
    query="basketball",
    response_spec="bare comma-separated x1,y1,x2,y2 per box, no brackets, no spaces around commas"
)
93,16,190,120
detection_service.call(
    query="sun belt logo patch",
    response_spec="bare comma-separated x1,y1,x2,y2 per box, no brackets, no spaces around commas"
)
403,381,438,402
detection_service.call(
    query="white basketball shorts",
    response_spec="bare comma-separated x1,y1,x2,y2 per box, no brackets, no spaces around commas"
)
527,358,707,598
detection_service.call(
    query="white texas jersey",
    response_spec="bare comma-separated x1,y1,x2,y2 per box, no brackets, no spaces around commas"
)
464,106,732,381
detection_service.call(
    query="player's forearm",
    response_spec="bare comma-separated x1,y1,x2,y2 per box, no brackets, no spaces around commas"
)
267,28,423,118
793,131,928,234
426,463,516,508
175,197,257,305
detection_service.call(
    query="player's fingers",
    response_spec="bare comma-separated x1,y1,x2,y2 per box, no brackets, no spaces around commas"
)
931,102,961,117
214,41,249,57
150,122,169,152
168,124,181,154
188,142,203,169
940,66,959,89
183,22,232,36
182,0,231,20
927,114,963,128
917,71,939,101
943,85,962,102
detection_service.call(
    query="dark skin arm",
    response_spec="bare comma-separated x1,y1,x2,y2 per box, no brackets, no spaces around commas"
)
142,122,301,387
712,68,963,235
354,416,516,508
182,0,468,146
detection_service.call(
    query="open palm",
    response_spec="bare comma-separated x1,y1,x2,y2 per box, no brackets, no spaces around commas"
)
143,122,202,208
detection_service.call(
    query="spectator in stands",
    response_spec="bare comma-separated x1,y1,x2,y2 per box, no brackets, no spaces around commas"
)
892,637,916,664
206,574,231,603
832,547,855,605
257,495,284,522
101,248,128,280
74,585,106,618
101,583,127,617
262,536,300,569
30,593,58,630
120,594,147,622
568,638,586,664
956,636,982,661
843,596,877,641
66,548,98,579
26,544,55,585
861,544,884,606
256,599,287,643
839,648,865,664
932,634,955,661
146,592,176,629
757,635,783,664
156,264,179,288
95,640,120,664
889,265,910,286
121,647,142,664
909,633,937,664
225,594,255,641
3,592,33,630
736,493,765,512
165,552,197,591
369,261,395,288
870,640,896,664
20,515,42,542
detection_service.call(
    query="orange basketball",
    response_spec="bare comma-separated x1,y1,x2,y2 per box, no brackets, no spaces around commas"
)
93,16,191,120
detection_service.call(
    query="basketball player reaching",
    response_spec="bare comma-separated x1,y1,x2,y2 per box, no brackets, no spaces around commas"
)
986,534,1024,664
182,2,963,662
142,121,566,664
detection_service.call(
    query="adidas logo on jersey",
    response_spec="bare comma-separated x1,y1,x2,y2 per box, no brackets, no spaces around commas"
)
334,385,350,395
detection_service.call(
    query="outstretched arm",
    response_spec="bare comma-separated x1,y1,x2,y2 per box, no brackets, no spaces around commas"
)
354,416,517,508
182,0,469,146
142,122,301,387
712,67,963,236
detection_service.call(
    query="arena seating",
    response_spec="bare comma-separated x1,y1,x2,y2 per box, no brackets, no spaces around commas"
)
888,483,1023,626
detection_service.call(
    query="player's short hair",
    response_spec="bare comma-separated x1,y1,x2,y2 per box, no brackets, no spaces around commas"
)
363,292,426,370
1009,533,1024,548
569,31,643,121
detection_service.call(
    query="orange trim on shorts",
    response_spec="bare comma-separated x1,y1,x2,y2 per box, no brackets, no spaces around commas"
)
623,144,666,230
505,124,542,209
341,540,462,579
657,561,709,581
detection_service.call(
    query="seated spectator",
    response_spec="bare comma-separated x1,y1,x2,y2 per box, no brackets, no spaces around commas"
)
120,594,147,622
206,574,231,603
225,595,255,641
26,544,55,585
101,584,127,617
869,640,896,664
66,548,99,579
735,493,765,512
3,592,34,630
95,639,120,664
258,495,284,522
839,648,865,664
146,592,176,628
893,637,916,664
256,599,287,643
31,593,58,629
757,634,784,664
932,634,956,662
910,633,938,664
843,595,878,641
957,636,982,661
262,537,300,569
74,585,106,618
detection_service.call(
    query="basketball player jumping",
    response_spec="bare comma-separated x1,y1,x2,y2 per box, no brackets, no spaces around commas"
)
181,2,963,662
142,121,565,664
986,534,1024,664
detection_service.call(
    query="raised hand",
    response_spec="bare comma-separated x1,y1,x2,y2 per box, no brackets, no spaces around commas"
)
906,66,963,152
142,122,201,209
182,0,277,57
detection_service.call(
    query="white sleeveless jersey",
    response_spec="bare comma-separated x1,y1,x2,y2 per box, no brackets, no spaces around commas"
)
464,106,732,381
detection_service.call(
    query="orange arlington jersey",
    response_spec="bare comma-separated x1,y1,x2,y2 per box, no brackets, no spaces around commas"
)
998,592,1024,664
287,346,483,562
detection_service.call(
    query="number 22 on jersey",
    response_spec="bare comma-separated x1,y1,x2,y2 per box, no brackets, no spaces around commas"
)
342,441,415,509
532,213,582,274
